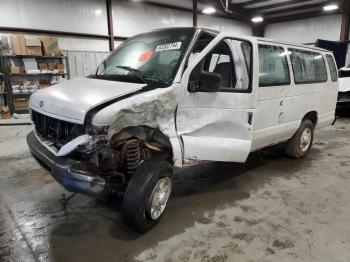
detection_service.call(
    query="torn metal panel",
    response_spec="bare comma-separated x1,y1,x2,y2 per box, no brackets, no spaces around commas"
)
91,86,183,166
57,134,90,156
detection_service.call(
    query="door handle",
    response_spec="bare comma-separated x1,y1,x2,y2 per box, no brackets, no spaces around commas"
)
280,100,284,106
248,112,253,125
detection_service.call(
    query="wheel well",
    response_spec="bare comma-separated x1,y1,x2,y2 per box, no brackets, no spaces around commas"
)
303,111,318,126
111,126,173,158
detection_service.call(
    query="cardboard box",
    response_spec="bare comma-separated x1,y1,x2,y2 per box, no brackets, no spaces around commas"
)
40,37,61,56
38,63,48,70
11,66,22,74
25,38,42,56
14,98,29,109
57,63,65,73
47,62,56,70
10,34,27,55
0,106,11,119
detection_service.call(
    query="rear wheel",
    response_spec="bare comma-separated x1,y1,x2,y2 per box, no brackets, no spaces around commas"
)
285,119,314,158
122,158,172,233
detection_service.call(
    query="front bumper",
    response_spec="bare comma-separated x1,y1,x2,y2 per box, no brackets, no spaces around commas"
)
27,131,110,199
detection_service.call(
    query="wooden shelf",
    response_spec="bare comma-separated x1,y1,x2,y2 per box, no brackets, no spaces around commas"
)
7,73,67,77
14,108,29,113
13,93,33,98
3,55,65,59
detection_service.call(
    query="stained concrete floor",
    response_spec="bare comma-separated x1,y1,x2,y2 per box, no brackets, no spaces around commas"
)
0,118,349,262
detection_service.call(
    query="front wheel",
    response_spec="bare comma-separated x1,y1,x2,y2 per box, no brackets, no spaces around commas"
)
285,119,314,158
122,158,173,233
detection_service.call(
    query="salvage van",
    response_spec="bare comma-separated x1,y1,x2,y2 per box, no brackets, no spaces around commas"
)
27,27,338,232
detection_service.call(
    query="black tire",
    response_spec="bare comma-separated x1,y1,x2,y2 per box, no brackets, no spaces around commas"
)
285,119,314,158
122,158,173,233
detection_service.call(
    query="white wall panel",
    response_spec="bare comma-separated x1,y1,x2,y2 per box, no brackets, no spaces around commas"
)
0,33,109,52
265,15,342,43
112,1,192,37
58,37,109,52
0,0,108,35
198,15,252,36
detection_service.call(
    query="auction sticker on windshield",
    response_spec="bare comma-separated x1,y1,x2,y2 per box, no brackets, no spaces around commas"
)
155,42,182,52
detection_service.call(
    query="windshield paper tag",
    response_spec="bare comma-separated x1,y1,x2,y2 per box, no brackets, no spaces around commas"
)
155,42,182,52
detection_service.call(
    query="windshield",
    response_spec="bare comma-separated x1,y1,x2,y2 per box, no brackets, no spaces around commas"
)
95,28,195,86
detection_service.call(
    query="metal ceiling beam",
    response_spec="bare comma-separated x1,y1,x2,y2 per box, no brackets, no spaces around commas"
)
236,0,274,7
263,3,325,16
266,10,341,23
252,0,315,13
133,0,250,23
199,0,252,22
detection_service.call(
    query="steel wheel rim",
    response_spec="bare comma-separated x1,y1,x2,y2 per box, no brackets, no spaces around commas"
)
149,177,172,220
300,128,312,152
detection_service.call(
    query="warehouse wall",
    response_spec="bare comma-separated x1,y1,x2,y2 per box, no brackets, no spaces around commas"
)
112,0,252,37
265,15,342,43
0,0,108,35
198,15,251,35
0,0,252,53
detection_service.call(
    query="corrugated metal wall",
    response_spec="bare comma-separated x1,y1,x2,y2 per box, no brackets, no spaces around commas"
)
61,50,109,78
265,15,342,43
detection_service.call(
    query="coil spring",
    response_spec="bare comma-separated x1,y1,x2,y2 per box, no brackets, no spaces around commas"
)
126,140,141,176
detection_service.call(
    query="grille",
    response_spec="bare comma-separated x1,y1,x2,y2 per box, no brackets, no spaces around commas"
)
31,110,84,144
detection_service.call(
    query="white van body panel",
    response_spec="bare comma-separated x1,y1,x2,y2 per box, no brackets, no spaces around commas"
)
251,41,338,151
339,77,350,92
177,33,259,164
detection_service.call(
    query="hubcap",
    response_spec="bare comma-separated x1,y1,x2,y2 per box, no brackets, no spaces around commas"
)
300,128,312,152
149,177,172,220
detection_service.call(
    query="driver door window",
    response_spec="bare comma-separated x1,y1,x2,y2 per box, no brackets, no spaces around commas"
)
188,38,251,92
202,41,236,89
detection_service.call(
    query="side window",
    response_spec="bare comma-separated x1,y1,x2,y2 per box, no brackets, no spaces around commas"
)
326,54,338,82
289,48,328,84
202,41,235,89
188,39,252,92
258,45,290,87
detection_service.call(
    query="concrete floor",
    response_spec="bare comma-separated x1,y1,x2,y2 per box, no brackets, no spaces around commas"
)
0,118,349,262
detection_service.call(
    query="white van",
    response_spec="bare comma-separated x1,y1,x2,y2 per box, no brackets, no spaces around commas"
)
27,28,338,232
338,67,350,111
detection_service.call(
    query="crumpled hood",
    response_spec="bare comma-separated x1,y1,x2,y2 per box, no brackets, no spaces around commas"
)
339,77,350,92
29,77,145,124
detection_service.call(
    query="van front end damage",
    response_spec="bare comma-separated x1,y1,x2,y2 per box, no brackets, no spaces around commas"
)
27,87,179,199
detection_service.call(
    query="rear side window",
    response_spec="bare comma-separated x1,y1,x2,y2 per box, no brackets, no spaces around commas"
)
289,49,327,84
258,45,290,87
326,54,338,82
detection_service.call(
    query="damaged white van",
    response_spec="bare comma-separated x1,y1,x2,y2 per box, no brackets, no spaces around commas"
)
27,28,338,232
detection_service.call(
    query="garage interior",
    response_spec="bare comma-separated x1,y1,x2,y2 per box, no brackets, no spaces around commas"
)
0,0,350,261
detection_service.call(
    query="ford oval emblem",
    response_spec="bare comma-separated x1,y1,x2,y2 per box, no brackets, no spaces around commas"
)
39,101,44,108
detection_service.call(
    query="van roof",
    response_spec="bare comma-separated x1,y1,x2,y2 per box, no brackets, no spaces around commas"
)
149,27,332,54
256,37,331,53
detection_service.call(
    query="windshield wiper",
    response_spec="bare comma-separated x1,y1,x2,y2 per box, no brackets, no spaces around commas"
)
116,66,148,84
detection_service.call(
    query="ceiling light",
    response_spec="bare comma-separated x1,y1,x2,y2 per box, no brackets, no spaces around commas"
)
251,16,264,23
202,7,216,14
323,4,338,11
94,9,102,15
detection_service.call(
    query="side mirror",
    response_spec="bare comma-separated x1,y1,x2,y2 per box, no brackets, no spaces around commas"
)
188,72,221,93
